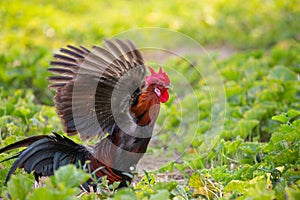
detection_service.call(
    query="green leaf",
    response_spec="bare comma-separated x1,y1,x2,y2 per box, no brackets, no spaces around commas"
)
268,65,298,81
7,174,34,200
232,119,259,139
189,173,220,199
272,114,289,123
30,184,79,200
159,161,175,173
224,180,251,194
226,138,243,154
110,188,137,200
29,187,56,200
153,181,177,192
272,109,300,123
224,176,274,199
189,173,204,189
244,106,267,121
5,102,14,115
286,109,300,120
149,189,170,200
285,186,300,200
240,142,263,155
292,119,300,128
225,81,243,97
53,165,90,188
171,185,189,200
243,180,276,199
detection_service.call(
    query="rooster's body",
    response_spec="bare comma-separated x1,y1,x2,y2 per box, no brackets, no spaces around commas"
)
0,39,170,190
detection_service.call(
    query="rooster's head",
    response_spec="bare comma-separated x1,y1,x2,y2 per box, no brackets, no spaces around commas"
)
145,67,170,103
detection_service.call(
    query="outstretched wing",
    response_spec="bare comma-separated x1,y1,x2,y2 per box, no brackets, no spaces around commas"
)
48,39,146,140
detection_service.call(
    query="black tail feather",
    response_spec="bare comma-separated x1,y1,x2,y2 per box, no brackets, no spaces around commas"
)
0,154,21,163
0,133,91,184
0,133,134,192
0,135,48,154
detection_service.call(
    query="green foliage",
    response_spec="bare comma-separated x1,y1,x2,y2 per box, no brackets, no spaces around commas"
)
189,173,222,199
272,109,300,123
1,0,299,51
107,188,137,200
7,174,34,200
0,0,300,199
53,165,90,188
0,0,299,104
29,165,89,200
3,165,89,200
154,40,299,199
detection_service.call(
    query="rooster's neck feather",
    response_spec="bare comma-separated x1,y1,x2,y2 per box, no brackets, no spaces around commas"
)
130,84,160,127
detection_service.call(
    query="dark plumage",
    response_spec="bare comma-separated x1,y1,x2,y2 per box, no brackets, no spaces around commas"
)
0,39,170,191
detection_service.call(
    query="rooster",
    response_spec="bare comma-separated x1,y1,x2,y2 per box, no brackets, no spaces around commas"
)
0,39,170,190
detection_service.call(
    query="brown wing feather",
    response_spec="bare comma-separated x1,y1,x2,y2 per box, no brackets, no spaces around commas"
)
49,39,146,140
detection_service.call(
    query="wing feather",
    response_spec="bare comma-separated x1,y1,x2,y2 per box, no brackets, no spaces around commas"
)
49,39,146,140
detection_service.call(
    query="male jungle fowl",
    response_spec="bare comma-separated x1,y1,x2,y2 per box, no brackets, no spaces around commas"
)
0,39,170,191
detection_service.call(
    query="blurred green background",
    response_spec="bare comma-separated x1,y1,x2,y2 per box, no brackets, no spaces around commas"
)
1,0,299,104
0,0,300,199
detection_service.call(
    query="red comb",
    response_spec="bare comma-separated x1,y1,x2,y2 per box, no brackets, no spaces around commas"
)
145,66,170,86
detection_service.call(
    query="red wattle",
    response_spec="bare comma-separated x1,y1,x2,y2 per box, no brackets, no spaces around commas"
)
160,89,169,103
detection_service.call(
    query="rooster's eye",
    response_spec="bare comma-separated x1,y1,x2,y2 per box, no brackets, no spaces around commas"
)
154,87,161,97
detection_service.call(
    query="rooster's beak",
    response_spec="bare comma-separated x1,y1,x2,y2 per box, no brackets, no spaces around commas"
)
165,83,173,90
